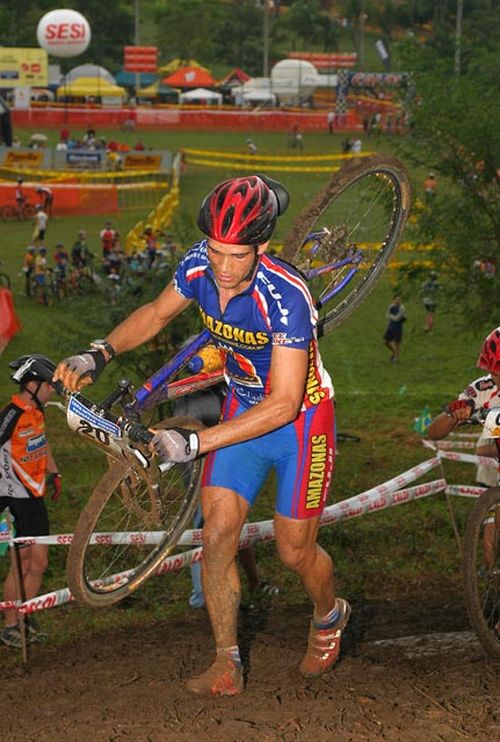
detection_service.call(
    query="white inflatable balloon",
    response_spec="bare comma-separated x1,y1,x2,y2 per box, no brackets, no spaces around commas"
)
37,9,91,58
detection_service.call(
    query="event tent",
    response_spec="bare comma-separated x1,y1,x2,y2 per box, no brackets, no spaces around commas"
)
138,81,179,101
58,77,126,98
179,87,222,103
66,64,115,84
158,58,209,75
163,66,215,89
115,71,157,88
218,68,251,87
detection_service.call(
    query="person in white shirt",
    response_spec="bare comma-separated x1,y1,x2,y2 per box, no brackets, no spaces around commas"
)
33,206,48,246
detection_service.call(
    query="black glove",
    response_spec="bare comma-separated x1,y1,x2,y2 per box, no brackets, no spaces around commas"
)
47,472,62,501
151,428,200,464
60,349,108,386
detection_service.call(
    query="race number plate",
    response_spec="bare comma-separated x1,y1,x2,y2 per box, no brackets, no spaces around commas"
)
484,408,500,439
67,395,122,451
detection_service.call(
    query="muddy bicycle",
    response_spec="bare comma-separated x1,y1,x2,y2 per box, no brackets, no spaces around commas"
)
46,154,411,607
462,407,500,659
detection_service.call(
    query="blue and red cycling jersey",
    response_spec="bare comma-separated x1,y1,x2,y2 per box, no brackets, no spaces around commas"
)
173,240,334,410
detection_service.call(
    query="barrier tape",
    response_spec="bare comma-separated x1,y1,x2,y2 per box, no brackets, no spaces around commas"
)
437,449,498,467
0,454,489,616
0,481,445,614
186,157,342,173
183,148,374,162
8,457,442,548
445,485,487,498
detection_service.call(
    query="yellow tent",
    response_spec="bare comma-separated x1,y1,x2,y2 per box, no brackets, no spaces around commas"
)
157,58,209,75
59,77,126,97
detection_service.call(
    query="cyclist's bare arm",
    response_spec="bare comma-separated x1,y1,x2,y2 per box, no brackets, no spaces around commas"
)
196,344,308,455
54,282,191,390
106,283,191,355
427,406,472,440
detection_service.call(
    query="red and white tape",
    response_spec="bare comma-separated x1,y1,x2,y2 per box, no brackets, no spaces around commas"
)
445,484,487,498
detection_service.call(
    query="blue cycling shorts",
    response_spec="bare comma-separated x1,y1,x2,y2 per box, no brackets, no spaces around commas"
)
201,391,335,520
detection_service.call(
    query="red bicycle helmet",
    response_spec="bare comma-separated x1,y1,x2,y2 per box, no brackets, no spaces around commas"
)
197,174,289,245
477,326,500,374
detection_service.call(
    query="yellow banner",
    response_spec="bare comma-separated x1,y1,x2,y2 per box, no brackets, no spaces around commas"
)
123,154,162,170
0,47,48,87
3,151,44,167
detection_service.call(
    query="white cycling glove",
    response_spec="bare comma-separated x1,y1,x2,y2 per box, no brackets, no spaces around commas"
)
151,428,200,464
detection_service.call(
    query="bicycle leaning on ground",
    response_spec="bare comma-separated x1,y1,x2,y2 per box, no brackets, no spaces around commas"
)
0,200,37,222
34,154,412,608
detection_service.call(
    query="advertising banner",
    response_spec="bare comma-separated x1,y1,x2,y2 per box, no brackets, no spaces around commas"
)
2,149,44,168
0,48,48,87
123,153,162,170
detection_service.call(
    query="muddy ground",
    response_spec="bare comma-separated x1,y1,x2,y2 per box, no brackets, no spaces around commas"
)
1,594,499,741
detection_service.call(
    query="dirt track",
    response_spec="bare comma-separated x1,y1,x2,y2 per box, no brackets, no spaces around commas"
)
1,596,499,741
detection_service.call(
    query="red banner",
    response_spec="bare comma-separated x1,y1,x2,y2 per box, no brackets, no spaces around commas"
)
124,46,158,73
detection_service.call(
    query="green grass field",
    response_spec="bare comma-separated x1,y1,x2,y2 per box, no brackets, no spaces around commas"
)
0,127,488,665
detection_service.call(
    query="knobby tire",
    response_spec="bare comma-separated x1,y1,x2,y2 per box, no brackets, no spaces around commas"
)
67,416,205,607
282,154,412,335
463,486,500,658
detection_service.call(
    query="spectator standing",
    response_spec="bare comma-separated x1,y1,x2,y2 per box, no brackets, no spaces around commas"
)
420,270,441,333
424,172,437,200
383,295,406,362
143,225,158,269
71,229,93,269
327,110,335,134
289,124,303,150
33,246,48,304
35,185,53,216
100,221,116,259
15,177,25,216
351,137,362,154
32,205,48,246
246,138,258,155
22,246,37,297
0,355,60,648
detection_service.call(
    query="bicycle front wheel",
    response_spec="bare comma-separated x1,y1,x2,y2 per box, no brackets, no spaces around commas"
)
282,154,412,335
67,416,204,607
0,205,16,221
463,486,500,658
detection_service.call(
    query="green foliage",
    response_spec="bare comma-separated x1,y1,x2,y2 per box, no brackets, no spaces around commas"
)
394,13,500,329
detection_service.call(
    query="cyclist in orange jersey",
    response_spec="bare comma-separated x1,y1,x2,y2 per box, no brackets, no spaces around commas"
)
0,355,60,649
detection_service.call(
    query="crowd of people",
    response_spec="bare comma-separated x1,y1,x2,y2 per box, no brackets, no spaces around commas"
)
20,220,177,306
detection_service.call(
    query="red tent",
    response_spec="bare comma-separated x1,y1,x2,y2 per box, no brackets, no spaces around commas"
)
218,68,251,86
162,66,215,88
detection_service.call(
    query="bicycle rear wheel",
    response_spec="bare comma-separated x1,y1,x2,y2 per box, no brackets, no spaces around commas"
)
463,486,500,658
282,154,412,335
67,416,204,607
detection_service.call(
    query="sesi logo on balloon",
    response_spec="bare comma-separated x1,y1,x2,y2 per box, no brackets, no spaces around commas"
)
36,8,91,58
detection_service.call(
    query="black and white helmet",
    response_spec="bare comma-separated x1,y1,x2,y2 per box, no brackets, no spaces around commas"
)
9,354,56,386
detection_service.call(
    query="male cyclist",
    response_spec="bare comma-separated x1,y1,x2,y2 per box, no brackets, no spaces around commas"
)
0,355,61,648
428,327,500,568
54,175,350,697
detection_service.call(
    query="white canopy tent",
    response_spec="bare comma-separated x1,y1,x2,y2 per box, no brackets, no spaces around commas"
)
241,90,277,104
66,64,116,84
179,87,222,103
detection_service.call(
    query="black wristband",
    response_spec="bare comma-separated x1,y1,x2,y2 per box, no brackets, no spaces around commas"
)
90,339,116,360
